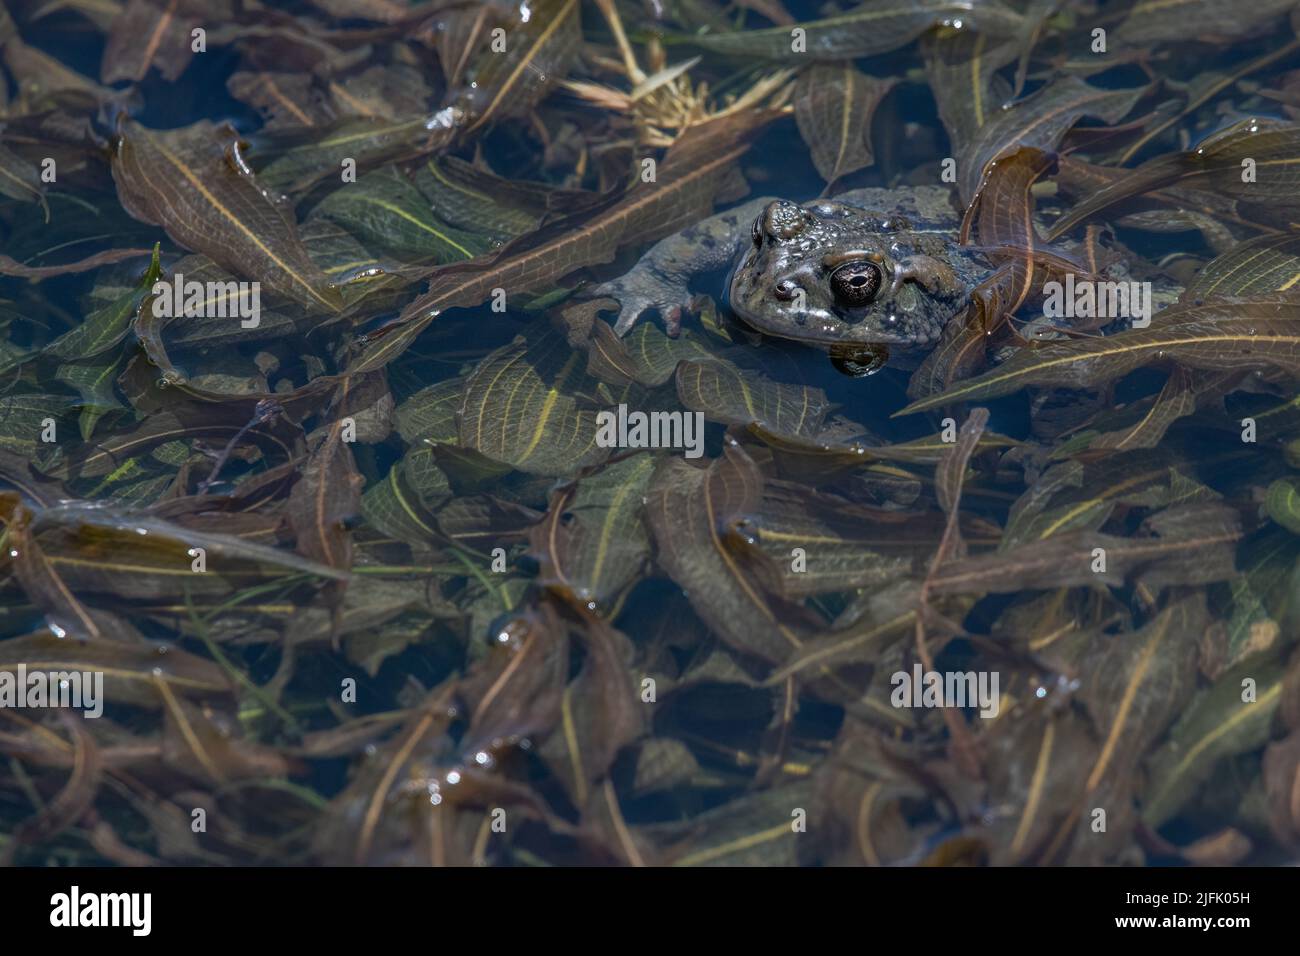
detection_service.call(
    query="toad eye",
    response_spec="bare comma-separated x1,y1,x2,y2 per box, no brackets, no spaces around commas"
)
829,261,882,307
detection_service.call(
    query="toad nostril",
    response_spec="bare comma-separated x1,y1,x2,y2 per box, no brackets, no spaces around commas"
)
774,280,800,301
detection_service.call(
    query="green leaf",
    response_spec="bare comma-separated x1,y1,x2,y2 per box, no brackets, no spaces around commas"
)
314,167,492,264
1266,476,1300,534
1143,654,1287,827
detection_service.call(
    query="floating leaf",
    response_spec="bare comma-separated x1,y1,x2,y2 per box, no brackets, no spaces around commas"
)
313,167,492,264
1048,121,1300,239
1114,0,1298,45
793,64,896,184
677,0,1024,61
455,0,582,136
1185,233,1300,299
957,77,1144,203
348,110,780,373
112,119,343,312
457,322,627,476
899,297,1300,415
676,357,834,439
0,631,232,708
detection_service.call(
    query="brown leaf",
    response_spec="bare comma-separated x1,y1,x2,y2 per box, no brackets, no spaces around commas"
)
112,119,343,312
539,606,646,807
793,64,896,184
957,77,1145,204
6,714,102,855
455,0,582,136
101,0,201,85
459,601,569,757
0,493,138,642
159,687,291,786
900,296,1300,415
645,445,811,664
288,419,363,572
348,111,780,373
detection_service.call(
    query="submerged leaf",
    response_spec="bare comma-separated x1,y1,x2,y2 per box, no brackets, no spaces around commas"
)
529,454,655,609
645,445,809,663
1143,653,1287,827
